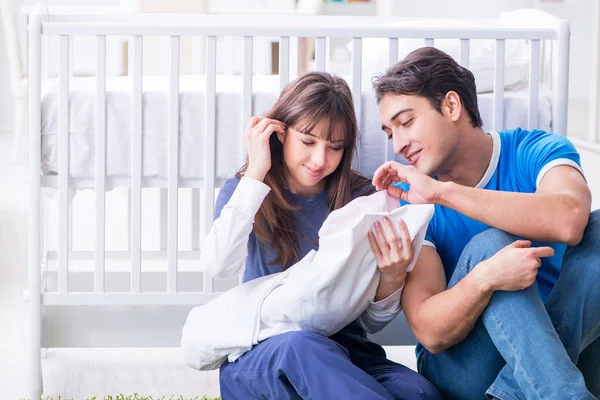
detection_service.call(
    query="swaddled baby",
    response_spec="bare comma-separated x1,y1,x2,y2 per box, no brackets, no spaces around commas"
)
181,191,434,370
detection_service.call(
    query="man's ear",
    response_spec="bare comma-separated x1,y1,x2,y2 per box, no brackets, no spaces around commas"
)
444,91,462,123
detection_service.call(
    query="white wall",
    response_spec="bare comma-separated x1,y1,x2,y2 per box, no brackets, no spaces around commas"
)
0,17,12,133
380,0,536,19
379,0,594,99
536,0,595,99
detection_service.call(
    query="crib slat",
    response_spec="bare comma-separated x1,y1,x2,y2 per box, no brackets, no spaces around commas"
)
203,36,217,294
388,38,398,66
460,39,470,68
160,189,167,250
315,37,326,72
241,36,253,169
191,189,200,251
58,35,70,294
131,35,143,293
95,35,107,293
425,38,434,47
493,39,505,131
554,23,570,136
28,10,42,395
167,36,180,293
279,36,290,92
352,38,363,170
528,39,541,130
386,38,399,162
352,38,362,132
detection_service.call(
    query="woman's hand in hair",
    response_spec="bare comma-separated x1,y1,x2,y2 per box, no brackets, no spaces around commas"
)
372,161,442,205
368,216,414,298
244,116,286,182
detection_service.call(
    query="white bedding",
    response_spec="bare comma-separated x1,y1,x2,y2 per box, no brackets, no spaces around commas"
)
41,75,552,181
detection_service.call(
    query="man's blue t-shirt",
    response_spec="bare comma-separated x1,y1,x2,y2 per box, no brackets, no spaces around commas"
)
417,128,584,356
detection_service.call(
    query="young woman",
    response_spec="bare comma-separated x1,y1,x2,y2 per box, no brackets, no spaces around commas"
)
202,72,441,400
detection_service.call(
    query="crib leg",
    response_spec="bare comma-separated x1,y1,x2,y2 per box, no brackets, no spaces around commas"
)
26,291,43,400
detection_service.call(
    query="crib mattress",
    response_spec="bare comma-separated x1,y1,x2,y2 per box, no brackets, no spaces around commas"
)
40,75,552,181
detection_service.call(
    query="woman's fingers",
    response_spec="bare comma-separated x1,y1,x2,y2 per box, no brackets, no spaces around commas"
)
368,231,383,261
246,116,263,130
260,123,285,140
381,217,402,258
252,117,285,135
397,218,413,259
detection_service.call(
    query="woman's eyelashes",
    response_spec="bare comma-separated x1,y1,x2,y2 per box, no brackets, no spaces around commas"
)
401,118,414,128
301,140,343,152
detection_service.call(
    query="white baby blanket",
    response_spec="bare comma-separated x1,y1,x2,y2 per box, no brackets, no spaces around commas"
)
181,191,434,370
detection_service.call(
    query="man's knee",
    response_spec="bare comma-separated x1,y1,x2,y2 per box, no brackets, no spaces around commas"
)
465,229,516,258
582,209,600,244
454,228,517,279
562,209,600,284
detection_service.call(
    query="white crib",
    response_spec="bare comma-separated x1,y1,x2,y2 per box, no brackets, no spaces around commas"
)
26,6,571,398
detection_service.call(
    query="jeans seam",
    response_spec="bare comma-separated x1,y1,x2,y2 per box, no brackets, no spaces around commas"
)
583,320,600,350
488,304,544,400
487,385,520,400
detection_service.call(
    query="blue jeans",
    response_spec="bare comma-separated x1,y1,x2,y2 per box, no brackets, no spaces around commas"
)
419,210,600,400
220,328,442,399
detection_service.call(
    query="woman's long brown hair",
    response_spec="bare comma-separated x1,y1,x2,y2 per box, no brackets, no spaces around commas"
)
236,72,373,269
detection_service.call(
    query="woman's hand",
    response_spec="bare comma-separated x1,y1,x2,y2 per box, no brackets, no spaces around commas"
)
368,217,414,300
244,116,286,182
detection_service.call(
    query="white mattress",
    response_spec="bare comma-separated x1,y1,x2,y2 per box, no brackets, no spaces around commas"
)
41,75,552,181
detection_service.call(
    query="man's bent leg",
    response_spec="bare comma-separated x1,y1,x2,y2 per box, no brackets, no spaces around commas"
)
418,239,509,400
418,229,592,400
546,210,600,396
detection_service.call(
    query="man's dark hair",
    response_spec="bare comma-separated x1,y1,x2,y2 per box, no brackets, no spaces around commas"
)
373,47,483,128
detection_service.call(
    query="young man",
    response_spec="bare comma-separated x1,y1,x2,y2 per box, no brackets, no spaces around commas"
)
371,47,600,400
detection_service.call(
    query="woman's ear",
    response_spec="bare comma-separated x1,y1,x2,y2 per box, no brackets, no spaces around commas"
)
277,128,286,143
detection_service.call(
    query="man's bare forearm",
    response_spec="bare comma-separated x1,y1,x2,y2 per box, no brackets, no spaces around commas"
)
438,182,587,245
411,264,493,353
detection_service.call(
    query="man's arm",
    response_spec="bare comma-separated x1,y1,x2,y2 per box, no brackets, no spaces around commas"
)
401,247,491,353
376,163,591,246
403,242,554,353
438,166,591,246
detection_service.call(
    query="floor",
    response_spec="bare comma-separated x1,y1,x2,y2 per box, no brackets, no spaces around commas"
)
1,100,600,398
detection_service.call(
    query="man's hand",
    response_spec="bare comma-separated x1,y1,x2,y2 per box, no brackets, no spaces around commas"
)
372,161,443,204
477,240,555,292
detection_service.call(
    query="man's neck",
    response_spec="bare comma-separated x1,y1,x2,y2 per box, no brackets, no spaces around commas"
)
437,127,493,188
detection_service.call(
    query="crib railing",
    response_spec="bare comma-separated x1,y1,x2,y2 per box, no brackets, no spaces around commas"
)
33,12,570,293
27,6,570,399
